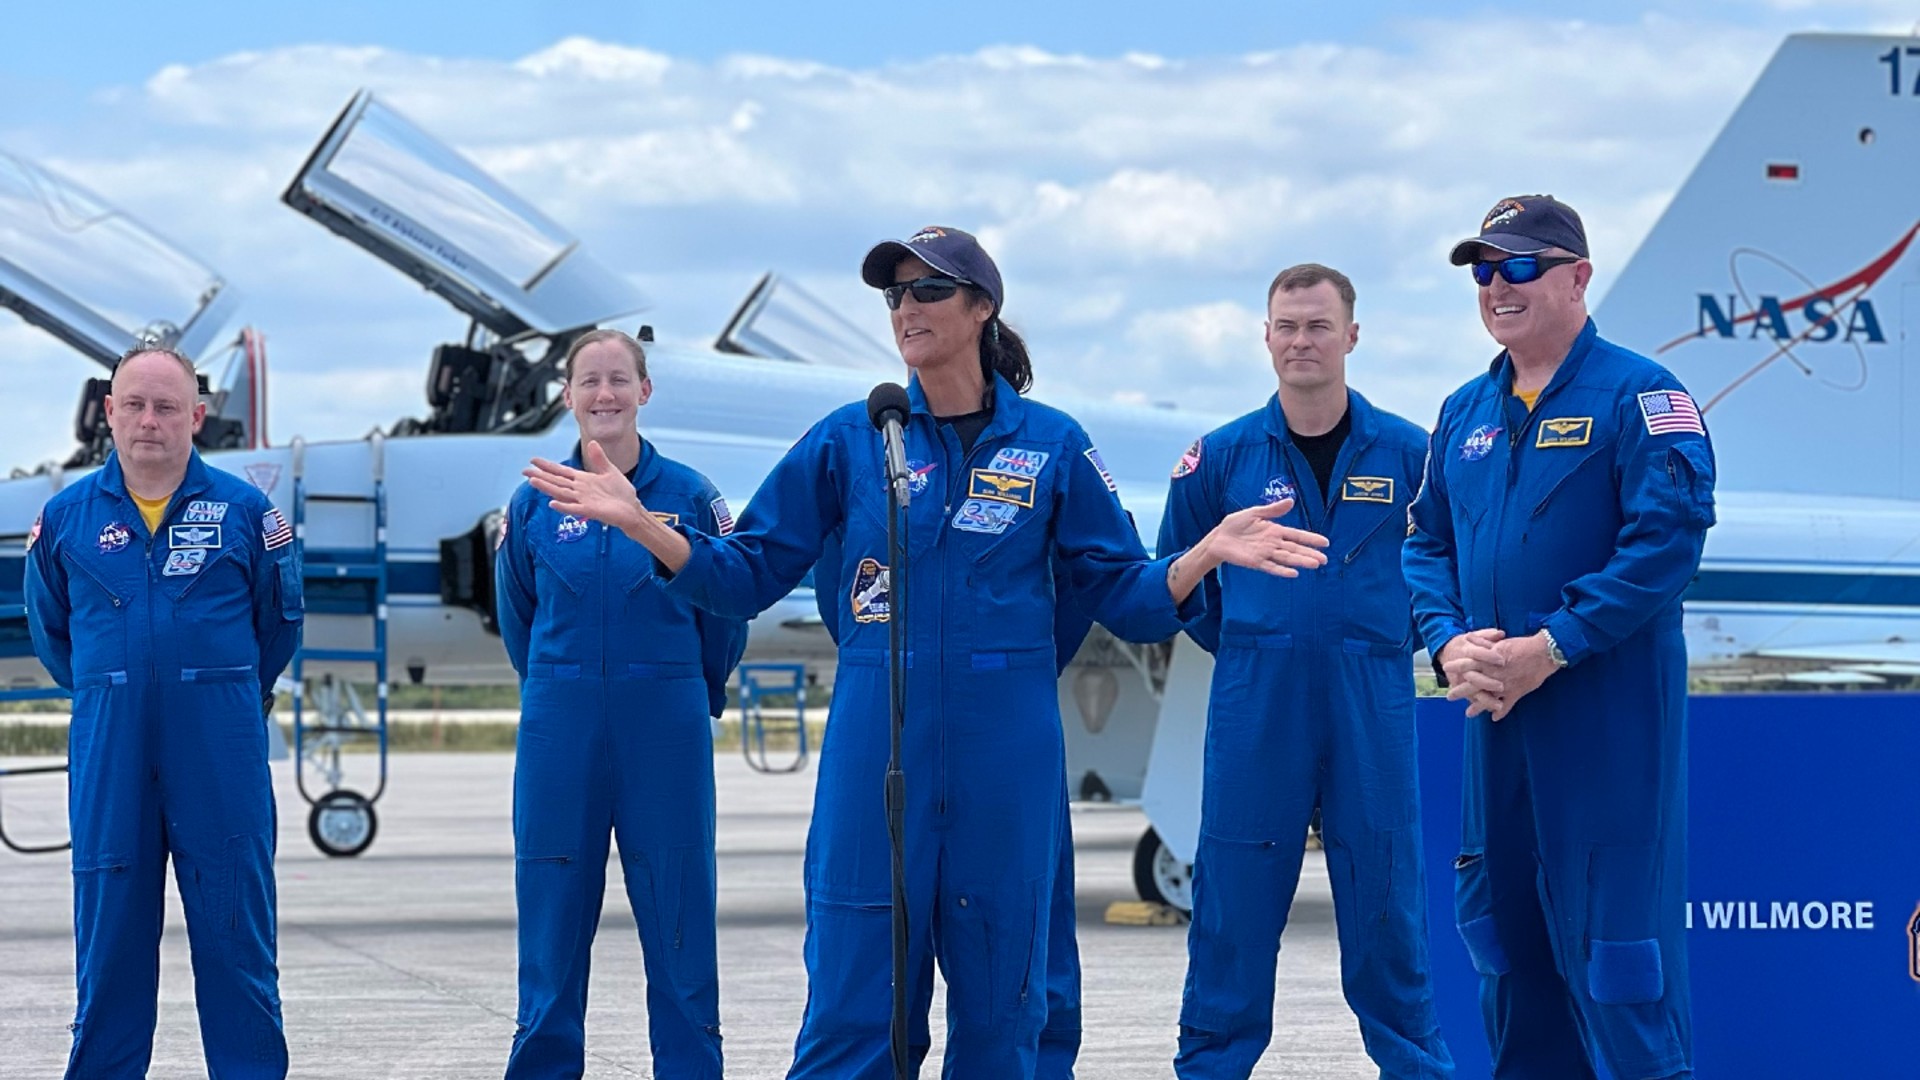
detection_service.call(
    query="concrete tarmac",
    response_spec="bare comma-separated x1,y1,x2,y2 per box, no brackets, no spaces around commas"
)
0,752,1381,1078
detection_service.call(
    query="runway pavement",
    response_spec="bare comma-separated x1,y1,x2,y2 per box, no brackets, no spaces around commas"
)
0,752,1381,1078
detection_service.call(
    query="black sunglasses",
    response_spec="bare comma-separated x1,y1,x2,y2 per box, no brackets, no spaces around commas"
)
1470,255,1582,287
884,276,966,310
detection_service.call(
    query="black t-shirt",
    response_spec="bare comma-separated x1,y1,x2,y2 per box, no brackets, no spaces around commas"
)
1289,407,1352,502
940,409,993,455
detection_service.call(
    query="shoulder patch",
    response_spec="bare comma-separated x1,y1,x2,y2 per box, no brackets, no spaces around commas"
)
1083,447,1119,493
1171,438,1202,479
262,508,294,551
25,513,41,552
495,507,510,551
710,497,734,535
1637,390,1705,436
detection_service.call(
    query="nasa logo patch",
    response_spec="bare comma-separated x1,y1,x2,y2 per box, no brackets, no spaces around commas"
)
1261,476,1297,506
907,460,937,497
163,548,208,577
182,500,229,523
1460,424,1502,462
850,556,891,623
97,522,132,554
555,515,590,543
951,498,1020,535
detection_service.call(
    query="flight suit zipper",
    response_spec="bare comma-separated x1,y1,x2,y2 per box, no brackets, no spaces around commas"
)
935,422,999,819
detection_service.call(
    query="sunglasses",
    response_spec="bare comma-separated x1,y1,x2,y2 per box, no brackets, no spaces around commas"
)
884,276,966,310
1470,255,1582,287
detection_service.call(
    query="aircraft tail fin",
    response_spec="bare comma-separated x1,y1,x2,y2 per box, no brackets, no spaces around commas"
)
1596,33,1920,499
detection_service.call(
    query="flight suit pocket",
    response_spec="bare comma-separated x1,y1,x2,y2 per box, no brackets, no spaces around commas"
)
1585,844,1665,1005
1454,850,1509,977
276,559,303,621
1666,442,1716,529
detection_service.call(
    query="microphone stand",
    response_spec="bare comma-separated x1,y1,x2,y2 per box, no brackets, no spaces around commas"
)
884,423,911,1080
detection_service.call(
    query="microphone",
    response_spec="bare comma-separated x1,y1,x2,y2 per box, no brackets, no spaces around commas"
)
867,383,913,508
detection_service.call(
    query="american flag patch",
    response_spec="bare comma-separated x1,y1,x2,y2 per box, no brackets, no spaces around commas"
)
1637,390,1705,436
1084,447,1119,493
495,509,509,551
1171,438,1202,479
262,507,294,551
711,497,735,535
25,513,41,552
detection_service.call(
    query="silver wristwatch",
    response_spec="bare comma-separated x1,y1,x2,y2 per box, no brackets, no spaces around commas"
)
1541,628,1569,669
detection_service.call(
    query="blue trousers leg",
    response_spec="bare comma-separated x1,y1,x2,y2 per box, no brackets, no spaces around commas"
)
65,685,166,1080
507,677,613,1079
1036,799,1081,1080
163,681,285,1078
611,674,723,1078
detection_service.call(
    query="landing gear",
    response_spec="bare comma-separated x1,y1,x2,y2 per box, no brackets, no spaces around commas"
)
307,789,378,858
1132,826,1193,914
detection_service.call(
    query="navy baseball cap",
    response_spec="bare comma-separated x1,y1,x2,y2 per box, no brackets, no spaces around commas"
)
861,226,1004,313
1448,195,1589,265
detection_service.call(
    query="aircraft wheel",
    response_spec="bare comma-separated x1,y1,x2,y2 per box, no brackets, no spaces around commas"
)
308,789,378,858
1132,826,1193,914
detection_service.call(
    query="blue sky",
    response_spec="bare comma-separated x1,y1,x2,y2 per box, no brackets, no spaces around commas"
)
3,1,1915,464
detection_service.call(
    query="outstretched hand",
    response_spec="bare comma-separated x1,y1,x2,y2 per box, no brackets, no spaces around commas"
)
525,440,646,529
1208,499,1330,578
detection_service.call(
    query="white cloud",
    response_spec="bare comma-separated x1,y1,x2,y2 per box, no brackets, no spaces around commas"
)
0,13,1821,469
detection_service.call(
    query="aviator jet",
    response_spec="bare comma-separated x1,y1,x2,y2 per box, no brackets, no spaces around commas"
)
0,92,1205,857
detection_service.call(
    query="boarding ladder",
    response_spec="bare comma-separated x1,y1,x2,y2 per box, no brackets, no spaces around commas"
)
289,433,390,856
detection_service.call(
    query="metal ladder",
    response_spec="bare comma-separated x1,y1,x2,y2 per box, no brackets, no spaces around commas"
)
289,433,390,856
738,662,811,774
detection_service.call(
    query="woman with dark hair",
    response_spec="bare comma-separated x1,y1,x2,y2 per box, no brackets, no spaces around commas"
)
525,227,1327,1077
496,329,746,1079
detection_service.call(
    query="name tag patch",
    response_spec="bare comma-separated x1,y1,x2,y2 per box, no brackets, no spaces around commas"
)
968,469,1037,508
182,500,229,523
169,524,222,549
851,556,891,623
1535,417,1594,448
163,549,208,577
952,499,1020,535
1341,477,1395,503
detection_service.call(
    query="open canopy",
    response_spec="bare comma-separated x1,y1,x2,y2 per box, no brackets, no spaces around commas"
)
284,91,647,339
0,149,235,367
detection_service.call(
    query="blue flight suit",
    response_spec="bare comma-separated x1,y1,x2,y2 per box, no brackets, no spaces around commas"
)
807,544,1090,1079
25,450,302,1080
1403,320,1715,1080
496,440,747,1079
1160,391,1453,1079
662,372,1197,1079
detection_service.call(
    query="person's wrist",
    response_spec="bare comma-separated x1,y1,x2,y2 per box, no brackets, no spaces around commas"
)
1539,628,1569,669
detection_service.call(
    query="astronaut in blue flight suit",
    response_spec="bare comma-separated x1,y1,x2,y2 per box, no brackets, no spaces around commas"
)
495,330,747,1079
26,347,303,1080
807,543,1091,1079
1403,197,1715,1080
1159,264,1453,1080
523,226,1328,1079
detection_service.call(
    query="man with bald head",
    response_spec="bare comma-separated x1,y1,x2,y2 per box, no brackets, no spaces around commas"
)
1405,197,1715,1079
26,345,303,1078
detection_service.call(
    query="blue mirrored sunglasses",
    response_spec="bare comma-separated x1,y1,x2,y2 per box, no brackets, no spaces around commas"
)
1471,255,1582,287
